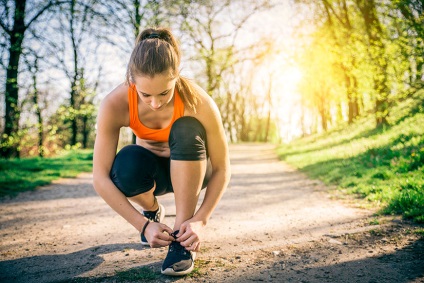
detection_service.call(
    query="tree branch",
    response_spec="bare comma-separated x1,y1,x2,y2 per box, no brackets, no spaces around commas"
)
25,0,69,29
321,0,346,28
0,0,11,33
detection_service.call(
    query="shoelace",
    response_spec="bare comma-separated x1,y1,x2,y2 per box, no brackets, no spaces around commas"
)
143,210,160,222
143,200,160,222
169,231,190,256
169,240,190,255
143,198,160,222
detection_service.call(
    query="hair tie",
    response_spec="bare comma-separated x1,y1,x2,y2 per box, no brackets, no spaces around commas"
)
147,33,160,39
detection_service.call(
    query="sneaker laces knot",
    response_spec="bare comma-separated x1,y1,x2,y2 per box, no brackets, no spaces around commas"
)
169,231,190,256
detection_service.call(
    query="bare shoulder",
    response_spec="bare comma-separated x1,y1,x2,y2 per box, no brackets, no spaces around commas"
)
186,83,225,138
98,83,130,127
189,83,221,120
189,83,229,168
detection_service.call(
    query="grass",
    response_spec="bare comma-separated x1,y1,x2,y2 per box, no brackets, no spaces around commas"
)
0,149,93,198
60,260,219,282
415,229,424,236
115,266,159,281
277,89,424,223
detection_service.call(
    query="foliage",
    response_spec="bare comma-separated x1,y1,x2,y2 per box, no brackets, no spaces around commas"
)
294,0,424,133
1,0,423,156
0,149,93,198
277,89,424,223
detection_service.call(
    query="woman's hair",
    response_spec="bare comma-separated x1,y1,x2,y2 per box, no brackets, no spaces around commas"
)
126,27,199,112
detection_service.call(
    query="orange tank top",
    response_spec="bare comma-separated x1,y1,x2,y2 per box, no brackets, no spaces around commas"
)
128,84,185,142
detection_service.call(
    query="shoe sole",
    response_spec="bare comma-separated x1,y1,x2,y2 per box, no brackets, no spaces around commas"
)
141,204,165,246
161,264,194,276
160,252,196,276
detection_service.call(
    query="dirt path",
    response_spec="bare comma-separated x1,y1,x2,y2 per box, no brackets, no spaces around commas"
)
0,143,423,283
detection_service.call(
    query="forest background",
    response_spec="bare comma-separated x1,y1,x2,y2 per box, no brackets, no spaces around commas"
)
0,0,423,222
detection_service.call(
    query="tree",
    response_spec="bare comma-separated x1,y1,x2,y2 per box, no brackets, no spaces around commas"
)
297,31,343,132
24,54,44,157
173,0,273,141
390,0,424,89
0,0,66,158
41,0,108,148
177,0,271,96
355,0,390,127
321,0,361,123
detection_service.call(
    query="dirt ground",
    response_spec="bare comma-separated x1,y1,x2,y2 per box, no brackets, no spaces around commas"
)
0,143,423,283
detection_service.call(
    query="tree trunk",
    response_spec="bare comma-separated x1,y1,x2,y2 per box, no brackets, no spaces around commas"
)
346,72,359,123
322,0,361,125
264,79,272,142
318,92,328,131
132,0,142,145
417,55,423,84
31,58,44,157
69,0,79,146
356,0,389,127
1,0,26,158
82,114,88,148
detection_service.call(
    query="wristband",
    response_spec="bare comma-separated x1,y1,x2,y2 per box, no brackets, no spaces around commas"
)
141,220,151,238
141,220,150,239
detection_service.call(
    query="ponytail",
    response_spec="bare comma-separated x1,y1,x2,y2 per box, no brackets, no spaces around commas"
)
176,76,200,113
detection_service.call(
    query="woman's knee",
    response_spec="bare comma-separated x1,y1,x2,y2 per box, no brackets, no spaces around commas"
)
169,117,207,161
109,145,156,197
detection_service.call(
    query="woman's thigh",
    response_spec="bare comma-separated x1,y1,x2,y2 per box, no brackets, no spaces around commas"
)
109,145,172,197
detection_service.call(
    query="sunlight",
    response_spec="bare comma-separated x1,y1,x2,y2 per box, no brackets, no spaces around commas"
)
253,53,305,142
274,65,305,143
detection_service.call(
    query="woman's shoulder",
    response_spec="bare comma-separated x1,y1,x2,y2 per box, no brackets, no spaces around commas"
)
182,82,215,112
101,83,129,108
195,85,219,113
99,83,130,126
186,83,221,124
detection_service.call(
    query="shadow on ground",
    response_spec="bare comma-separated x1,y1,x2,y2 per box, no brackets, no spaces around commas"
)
227,238,424,283
3,237,420,283
0,243,142,283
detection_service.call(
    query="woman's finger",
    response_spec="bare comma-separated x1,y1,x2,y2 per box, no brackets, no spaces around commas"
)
195,242,201,252
180,235,197,247
156,233,174,242
176,230,192,242
150,239,173,248
159,224,174,235
186,241,200,252
175,225,187,238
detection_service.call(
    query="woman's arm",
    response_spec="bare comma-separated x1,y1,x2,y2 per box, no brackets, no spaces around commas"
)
93,85,146,231
176,89,231,250
93,85,173,247
192,94,231,224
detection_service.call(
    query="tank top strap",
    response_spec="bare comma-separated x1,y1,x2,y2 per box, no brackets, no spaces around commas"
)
128,84,138,129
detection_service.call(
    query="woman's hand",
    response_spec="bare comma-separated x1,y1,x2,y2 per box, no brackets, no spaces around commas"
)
144,222,174,248
176,219,205,252
137,139,170,158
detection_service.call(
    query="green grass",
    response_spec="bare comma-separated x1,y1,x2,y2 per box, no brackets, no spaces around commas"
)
415,229,424,236
115,266,159,281
0,149,93,198
277,90,424,223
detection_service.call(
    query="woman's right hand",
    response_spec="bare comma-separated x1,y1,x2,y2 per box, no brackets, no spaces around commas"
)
144,222,174,248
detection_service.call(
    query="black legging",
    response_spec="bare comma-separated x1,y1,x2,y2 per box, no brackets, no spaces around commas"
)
110,117,212,197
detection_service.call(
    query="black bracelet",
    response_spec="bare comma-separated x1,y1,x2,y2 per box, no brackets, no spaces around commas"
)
141,220,151,238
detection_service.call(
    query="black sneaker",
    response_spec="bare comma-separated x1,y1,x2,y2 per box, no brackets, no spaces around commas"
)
161,231,196,276
140,203,165,246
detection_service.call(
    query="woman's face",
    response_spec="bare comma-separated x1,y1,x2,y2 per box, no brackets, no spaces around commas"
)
134,72,177,111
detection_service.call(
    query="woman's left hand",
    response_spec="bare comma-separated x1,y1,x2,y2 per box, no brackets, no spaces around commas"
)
176,219,205,252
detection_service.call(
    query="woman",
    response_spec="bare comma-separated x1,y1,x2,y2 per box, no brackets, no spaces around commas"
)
92,27,231,276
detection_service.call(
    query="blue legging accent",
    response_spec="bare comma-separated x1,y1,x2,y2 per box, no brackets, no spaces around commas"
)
110,117,211,197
